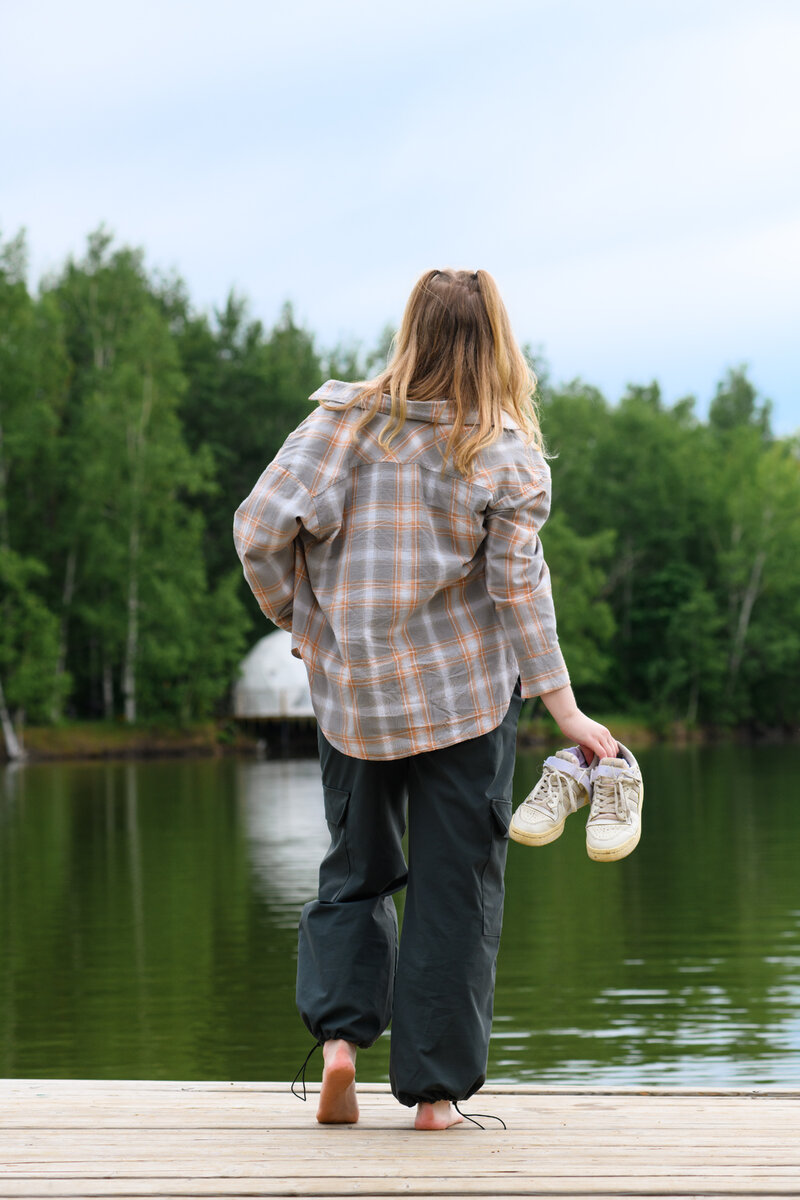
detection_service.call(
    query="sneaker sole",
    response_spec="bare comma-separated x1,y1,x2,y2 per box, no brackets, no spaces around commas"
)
510,795,590,847
509,816,567,847
586,784,644,863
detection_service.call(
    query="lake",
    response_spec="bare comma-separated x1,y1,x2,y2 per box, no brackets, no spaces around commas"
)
1,745,799,1086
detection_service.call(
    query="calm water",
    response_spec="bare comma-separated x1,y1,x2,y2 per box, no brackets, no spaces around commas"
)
1,746,799,1086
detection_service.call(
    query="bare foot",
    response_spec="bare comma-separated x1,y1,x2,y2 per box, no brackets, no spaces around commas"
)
316,1039,359,1124
414,1100,464,1130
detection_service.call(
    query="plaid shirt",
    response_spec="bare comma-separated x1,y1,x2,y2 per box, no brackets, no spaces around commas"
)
234,380,569,760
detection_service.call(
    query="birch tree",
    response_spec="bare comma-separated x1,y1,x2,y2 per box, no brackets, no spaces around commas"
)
0,549,64,755
716,434,800,721
48,231,246,723
0,233,68,746
175,295,323,593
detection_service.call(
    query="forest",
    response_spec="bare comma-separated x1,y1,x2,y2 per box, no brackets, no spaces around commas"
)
1,228,799,749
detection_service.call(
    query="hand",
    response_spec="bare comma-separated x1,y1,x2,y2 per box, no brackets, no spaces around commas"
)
555,711,618,763
539,684,618,761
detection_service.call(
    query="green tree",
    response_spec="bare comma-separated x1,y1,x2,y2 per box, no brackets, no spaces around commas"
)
542,380,726,721
542,512,615,693
176,294,324,636
714,434,800,724
4,225,799,736
0,231,69,739
709,366,772,439
0,549,66,754
46,229,247,721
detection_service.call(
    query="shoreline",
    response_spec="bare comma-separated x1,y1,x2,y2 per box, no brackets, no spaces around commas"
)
2,715,798,765
1,720,261,765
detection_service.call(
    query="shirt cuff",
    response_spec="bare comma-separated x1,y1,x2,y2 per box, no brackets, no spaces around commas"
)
518,645,571,698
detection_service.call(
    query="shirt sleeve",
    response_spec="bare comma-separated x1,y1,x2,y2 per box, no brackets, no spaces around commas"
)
483,467,571,698
233,464,315,633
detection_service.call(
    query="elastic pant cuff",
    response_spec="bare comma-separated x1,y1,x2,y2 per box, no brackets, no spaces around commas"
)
393,1081,483,1108
318,1031,376,1050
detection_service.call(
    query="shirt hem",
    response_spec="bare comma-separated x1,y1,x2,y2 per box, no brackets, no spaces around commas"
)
315,706,512,761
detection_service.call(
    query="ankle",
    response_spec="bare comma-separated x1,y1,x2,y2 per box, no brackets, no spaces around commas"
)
323,1038,357,1063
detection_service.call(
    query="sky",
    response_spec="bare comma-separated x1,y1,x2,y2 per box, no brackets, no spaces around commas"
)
3,0,799,431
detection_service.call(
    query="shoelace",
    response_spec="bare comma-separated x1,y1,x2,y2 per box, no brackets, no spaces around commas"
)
525,767,574,818
588,773,637,824
453,1100,507,1130
290,1040,321,1101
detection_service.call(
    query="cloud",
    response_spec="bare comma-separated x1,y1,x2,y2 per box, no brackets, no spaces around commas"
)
3,0,798,430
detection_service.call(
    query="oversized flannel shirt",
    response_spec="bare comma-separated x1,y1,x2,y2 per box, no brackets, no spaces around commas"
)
233,379,570,760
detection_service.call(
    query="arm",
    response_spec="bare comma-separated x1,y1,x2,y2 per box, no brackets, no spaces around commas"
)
484,468,616,761
483,472,570,697
233,464,315,632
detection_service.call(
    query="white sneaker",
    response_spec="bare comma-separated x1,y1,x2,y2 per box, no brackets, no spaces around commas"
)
510,747,596,847
585,742,643,862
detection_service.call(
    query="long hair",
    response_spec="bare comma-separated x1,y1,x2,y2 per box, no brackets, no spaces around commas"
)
324,268,544,475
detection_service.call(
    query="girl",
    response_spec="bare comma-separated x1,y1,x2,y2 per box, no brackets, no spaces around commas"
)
233,268,618,1131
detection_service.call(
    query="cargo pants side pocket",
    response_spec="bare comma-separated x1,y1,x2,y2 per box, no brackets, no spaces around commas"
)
318,786,351,902
481,797,512,937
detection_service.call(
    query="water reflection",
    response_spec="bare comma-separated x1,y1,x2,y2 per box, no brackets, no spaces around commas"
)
238,760,328,924
1,746,799,1085
494,745,800,1086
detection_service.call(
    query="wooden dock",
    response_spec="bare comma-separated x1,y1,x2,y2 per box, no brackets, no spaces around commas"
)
1,1079,798,1198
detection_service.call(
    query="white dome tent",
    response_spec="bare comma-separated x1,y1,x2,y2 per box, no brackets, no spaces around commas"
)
233,630,315,720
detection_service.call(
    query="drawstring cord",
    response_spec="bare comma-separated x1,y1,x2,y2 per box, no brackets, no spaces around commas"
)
290,1043,506,1129
290,1041,321,1102
453,1100,507,1130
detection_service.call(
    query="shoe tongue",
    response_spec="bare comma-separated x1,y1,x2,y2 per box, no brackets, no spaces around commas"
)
600,756,626,767
555,749,581,765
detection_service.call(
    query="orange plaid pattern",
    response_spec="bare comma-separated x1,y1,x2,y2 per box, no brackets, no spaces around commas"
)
234,381,569,760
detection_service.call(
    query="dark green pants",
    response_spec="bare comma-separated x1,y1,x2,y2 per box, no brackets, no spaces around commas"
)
296,685,522,1106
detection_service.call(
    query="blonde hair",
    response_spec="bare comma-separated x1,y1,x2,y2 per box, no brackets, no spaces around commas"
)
325,268,543,475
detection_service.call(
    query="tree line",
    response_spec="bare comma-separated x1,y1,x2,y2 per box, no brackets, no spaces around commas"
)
1,228,798,752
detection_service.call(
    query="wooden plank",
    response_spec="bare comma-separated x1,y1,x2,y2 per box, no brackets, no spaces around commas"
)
4,1080,800,1100
1,1129,798,1159
2,1183,800,1198
4,1080,800,1094
1,1081,798,1199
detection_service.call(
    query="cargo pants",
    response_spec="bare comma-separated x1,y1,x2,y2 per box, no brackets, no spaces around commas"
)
296,683,522,1106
